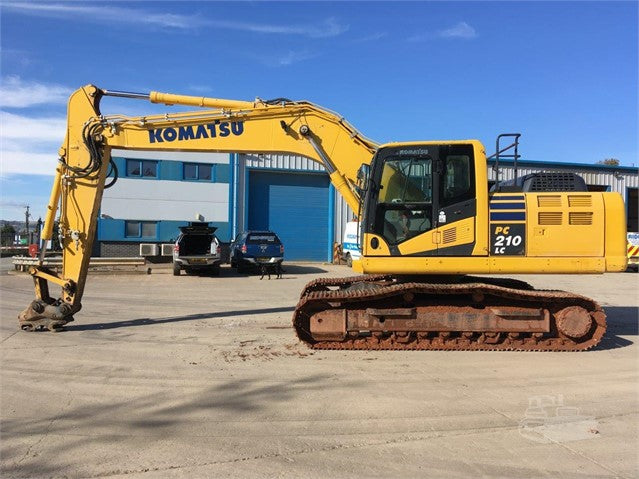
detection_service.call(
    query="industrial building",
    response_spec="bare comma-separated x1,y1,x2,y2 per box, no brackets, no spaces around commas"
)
96,149,638,261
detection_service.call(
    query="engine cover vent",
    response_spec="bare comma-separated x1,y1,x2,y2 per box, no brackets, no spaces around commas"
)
537,195,562,207
569,212,593,225
538,212,563,225
568,195,593,207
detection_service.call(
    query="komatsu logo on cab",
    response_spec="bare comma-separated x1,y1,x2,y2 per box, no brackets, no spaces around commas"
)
148,121,244,143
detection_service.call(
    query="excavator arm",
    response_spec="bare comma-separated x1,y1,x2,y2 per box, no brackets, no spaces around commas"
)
19,84,378,329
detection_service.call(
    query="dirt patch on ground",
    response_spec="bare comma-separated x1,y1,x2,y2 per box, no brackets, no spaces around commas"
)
222,342,314,362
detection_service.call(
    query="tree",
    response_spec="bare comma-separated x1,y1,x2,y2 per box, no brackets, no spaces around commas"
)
1,224,16,246
596,158,620,166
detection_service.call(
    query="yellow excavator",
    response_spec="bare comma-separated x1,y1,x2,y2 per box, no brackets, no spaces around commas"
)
18,85,627,351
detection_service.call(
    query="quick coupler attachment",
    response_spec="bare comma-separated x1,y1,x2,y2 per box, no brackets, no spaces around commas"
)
18,300,77,332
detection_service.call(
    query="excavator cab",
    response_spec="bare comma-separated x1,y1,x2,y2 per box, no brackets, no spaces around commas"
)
360,142,478,257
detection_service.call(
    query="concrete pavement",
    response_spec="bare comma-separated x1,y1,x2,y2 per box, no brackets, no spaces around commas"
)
1,265,637,478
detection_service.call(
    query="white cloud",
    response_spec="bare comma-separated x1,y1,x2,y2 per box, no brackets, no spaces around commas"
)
1,2,204,29
143,12,200,29
0,76,71,108
274,51,317,67
3,3,348,38
0,200,30,208
216,17,348,38
438,22,477,39
0,149,59,176
1,111,66,141
0,111,65,175
2,49,33,68
409,22,478,42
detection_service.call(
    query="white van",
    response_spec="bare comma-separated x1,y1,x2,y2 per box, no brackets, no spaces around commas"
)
342,221,361,267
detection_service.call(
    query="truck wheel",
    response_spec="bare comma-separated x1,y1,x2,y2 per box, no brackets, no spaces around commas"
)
346,253,352,268
173,262,181,276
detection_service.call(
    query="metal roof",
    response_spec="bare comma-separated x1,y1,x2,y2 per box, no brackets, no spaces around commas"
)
487,158,637,173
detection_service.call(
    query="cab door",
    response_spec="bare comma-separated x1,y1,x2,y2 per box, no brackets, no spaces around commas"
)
435,145,477,256
373,151,438,257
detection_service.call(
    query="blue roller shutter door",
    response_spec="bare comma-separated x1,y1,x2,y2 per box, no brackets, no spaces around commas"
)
248,171,329,261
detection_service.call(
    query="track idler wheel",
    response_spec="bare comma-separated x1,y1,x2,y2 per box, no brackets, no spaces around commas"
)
555,306,593,339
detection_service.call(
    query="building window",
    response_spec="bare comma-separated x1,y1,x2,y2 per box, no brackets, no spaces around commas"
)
125,221,157,238
184,163,213,181
127,159,158,178
125,221,139,237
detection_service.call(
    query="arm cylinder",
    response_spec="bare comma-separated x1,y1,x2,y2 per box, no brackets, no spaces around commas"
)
149,91,255,110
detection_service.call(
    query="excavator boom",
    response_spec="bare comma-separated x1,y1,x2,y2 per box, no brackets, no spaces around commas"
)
21,85,376,327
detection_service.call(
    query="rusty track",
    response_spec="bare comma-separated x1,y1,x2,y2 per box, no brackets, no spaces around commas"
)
292,276,606,351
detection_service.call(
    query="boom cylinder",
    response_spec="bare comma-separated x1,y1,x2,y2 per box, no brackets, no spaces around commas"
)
42,164,63,242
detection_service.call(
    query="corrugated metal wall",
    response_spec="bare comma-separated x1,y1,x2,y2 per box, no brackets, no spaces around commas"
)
488,165,638,201
244,153,325,172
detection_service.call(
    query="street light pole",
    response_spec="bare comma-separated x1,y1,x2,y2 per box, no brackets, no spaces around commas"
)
25,205,31,243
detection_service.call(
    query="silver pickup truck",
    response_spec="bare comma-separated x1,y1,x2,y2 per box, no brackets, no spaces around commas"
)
172,222,222,276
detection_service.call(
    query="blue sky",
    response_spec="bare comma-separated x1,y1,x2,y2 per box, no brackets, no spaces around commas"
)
1,1,637,220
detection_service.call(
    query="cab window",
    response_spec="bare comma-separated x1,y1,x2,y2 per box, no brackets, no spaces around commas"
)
439,155,475,208
376,156,433,245
442,155,471,204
